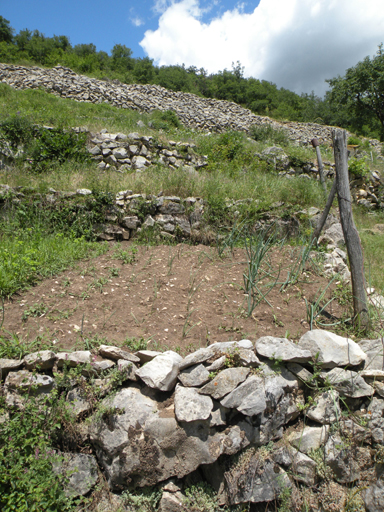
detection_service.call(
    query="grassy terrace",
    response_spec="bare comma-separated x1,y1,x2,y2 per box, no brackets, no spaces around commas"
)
0,80,384,306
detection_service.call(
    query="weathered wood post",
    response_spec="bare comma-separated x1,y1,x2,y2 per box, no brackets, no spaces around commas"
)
333,128,369,330
311,138,327,199
311,179,337,243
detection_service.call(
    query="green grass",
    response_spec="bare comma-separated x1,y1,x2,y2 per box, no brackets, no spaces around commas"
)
0,230,107,298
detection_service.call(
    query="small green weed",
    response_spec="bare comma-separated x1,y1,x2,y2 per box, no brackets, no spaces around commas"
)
123,336,149,351
121,486,161,512
22,302,48,322
112,244,138,264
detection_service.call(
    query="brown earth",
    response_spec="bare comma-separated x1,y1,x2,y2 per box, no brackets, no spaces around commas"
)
1,242,350,355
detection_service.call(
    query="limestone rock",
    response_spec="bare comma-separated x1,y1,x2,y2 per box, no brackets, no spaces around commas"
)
321,367,374,398
273,446,317,486
288,425,329,454
174,386,213,422
305,390,341,424
199,367,250,399
89,387,251,489
324,435,369,484
359,338,384,373
297,330,366,368
178,364,210,387
158,491,186,512
0,358,23,379
135,350,162,363
116,359,138,381
363,474,384,512
55,453,98,497
225,455,291,505
255,336,312,363
135,351,182,391
56,350,92,368
220,375,267,416
179,347,214,370
99,344,140,363
23,350,56,370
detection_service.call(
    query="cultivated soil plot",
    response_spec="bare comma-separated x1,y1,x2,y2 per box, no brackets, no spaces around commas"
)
1,243,348,354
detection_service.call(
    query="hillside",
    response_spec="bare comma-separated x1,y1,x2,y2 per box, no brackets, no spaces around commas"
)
1,61,384,512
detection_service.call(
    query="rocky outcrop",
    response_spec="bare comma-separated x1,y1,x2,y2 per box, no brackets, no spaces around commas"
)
2,329,384,509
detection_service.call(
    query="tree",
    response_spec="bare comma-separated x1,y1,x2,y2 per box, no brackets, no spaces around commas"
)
0,16,14,43
327,44,384,140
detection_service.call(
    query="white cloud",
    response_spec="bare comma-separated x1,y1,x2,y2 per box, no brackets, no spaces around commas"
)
140,0,384,95
131,17,145,27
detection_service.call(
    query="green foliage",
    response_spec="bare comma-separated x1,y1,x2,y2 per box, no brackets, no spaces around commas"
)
123,336,149,351
22,302,48,321
250,124,289,146
0,114,33,147
112,244,138,264
0,393,76,511
348,157,369,178
0,332,51,359
327,44,384,140
183,482,222,512
0,16,14,43
26,127,90,173
0,230,106,298
121,487,161,512
149,109,180,131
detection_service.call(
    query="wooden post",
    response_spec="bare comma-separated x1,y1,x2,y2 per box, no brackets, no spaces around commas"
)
311,179,337,243
332,129,369,329
311,138,327,199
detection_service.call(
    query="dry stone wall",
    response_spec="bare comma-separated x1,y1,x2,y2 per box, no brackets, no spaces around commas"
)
1,329,384,510
3,62,380,149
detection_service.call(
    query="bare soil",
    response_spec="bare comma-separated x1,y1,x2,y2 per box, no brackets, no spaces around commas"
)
1,242,349,355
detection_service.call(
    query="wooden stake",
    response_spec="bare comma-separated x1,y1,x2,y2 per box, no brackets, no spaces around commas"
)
311,179,337,243
311,138,327,199
332,129,369,330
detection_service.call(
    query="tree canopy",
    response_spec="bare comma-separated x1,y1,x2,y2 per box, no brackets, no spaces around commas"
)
0,15,383,140
327,44,384,140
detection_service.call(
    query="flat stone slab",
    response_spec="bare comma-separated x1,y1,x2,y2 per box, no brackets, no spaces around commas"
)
221,375,267,416
297,329,366,368
5,370,54,392
288,425,329,454
24,350,56,370
305,390,341,424
0,358,23,378
99,345,140,363
199,367,250,399
136,351,182,391
56,351,92,368
178,364,210,387
320,368,374,398
205,356,226,372
135,350,163,363
359,338,384,372
255,336,312,363
174,386,213,422
179,347,214,370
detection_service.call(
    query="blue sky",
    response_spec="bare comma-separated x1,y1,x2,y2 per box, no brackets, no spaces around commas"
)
1,0,383,96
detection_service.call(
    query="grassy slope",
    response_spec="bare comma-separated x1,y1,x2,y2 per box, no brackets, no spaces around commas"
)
0,81,384,295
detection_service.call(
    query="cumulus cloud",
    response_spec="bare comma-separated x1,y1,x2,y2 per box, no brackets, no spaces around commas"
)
140,0,384,95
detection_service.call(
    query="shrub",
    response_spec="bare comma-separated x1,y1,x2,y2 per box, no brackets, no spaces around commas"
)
250,124,289,146
150,109,180,131
348,157,369,178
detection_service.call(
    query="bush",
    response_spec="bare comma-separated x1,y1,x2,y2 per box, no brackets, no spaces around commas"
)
348,157,369,178
250,124,289,146
26,127,90,173
149,109,180,131
0,114,34,147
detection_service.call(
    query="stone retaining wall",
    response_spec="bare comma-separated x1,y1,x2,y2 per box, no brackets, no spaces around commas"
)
1,329,384,510
3,62,382,150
